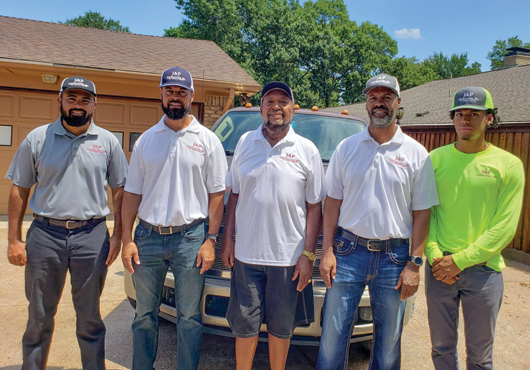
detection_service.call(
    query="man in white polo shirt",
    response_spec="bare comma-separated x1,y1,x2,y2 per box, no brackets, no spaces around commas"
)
221,82,325,370
317,74,439,370
121,67,227,370
6,76,128,370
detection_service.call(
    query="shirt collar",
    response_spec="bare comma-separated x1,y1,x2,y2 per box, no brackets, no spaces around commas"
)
52,117,98,138
155,115,201,134
361,125,404,146
256,123,297,144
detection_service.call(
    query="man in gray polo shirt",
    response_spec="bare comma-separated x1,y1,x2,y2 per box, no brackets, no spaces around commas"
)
6,76,128,370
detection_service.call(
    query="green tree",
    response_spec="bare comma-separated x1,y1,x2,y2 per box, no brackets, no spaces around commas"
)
423,52,481,79
60,11,130,33
487,36,530,70
165,0,244,62
386,57,437,91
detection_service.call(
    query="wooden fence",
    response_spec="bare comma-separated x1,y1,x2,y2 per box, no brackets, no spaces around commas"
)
402,124,530,253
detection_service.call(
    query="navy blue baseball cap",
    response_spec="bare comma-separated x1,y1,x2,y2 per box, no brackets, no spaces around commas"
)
60,76,97,97
159,67,194,92
261,82,294,101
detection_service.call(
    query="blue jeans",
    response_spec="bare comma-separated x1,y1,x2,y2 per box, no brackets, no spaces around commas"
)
425,263,503,370
317,235,409,370
131,221,206,370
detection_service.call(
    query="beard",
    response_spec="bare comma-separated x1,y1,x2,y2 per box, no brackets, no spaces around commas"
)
60,105,92,127
264,119,291,134
369,105,397,128
162,101,191,120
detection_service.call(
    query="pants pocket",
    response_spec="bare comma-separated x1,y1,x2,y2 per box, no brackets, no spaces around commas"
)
332,235,354,255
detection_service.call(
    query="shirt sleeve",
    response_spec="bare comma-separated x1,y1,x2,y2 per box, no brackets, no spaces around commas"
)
325,141,344,200
5,137,37,188
411,155,439,210
305,148,326,204
107,139,128,188
425,205,444,265
206,139,228,194
452,161,525,270
124,141,144,195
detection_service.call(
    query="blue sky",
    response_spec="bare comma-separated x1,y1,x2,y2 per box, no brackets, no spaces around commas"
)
2,0,529,71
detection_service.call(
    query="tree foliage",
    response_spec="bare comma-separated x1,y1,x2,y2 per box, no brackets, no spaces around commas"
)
60,11,130,33
167,0,397,107
487,36,530,70
423,52,481,79
167,0,482,107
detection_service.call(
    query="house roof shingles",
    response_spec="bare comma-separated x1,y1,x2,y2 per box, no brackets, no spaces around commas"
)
327,65,530,125
0,16,258,87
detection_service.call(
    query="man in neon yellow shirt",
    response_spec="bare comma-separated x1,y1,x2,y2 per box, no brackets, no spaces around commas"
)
425,86,524,370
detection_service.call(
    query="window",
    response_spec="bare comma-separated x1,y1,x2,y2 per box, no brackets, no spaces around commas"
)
0,125,12,146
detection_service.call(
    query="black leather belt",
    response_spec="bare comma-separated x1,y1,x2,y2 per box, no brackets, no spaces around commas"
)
336,227,408,252
139,218,204,235
34,214,106,230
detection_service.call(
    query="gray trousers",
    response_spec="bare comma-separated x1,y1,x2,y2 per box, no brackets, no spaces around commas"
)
425,263,503,370
22,219,109,370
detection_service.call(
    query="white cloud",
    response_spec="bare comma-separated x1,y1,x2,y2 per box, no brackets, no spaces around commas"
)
394,28,422,40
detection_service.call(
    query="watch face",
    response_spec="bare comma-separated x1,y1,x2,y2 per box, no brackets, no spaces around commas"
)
411,256,423,266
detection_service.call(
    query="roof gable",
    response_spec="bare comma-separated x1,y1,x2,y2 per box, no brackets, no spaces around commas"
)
0,16,258,87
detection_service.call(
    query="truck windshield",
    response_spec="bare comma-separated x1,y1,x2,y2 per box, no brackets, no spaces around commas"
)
212,111,365,161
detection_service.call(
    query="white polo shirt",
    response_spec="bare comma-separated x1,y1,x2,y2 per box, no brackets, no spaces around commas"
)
326,126,438,240
125,116,227,226
227,125,325,266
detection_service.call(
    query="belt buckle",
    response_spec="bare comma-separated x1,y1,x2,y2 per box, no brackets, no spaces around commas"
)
65,220,77,230
366,240,379,252
159,226,173,235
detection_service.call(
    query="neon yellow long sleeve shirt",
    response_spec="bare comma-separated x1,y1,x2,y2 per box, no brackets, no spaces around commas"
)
425,143,524,272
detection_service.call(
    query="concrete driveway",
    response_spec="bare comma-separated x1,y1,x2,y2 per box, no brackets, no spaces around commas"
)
1,220,529,369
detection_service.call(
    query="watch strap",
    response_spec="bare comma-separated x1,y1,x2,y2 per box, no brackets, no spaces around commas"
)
206,233,218,241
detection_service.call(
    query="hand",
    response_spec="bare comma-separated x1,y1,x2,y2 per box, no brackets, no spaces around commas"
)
7,240,27,266
442,276,459,285
197,239,215,274
220,234,235,268
395,263,420,300
319,248,337,289
106,234,121,266
122,241,140,274
292,254,314,292
432,256,461,282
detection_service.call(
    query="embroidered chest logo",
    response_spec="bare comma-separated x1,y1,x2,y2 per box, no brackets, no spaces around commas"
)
477,168,494,178
87,144,106,154
387,155,408,168
187,142,205,154
280,152,299,164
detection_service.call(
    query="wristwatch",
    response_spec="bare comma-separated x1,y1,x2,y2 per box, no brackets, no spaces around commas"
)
302,250,317,263
409,256,424,267
206,233,218,241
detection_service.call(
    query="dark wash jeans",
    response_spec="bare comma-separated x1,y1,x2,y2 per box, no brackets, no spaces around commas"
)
23,219,109,370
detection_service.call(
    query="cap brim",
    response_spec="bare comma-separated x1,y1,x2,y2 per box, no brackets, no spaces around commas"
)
449,105,489,111
362,85,399,96
61,87,96,97
159,82,194,92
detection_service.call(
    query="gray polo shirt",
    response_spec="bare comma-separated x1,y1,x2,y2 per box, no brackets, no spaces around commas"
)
6,118,128,220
